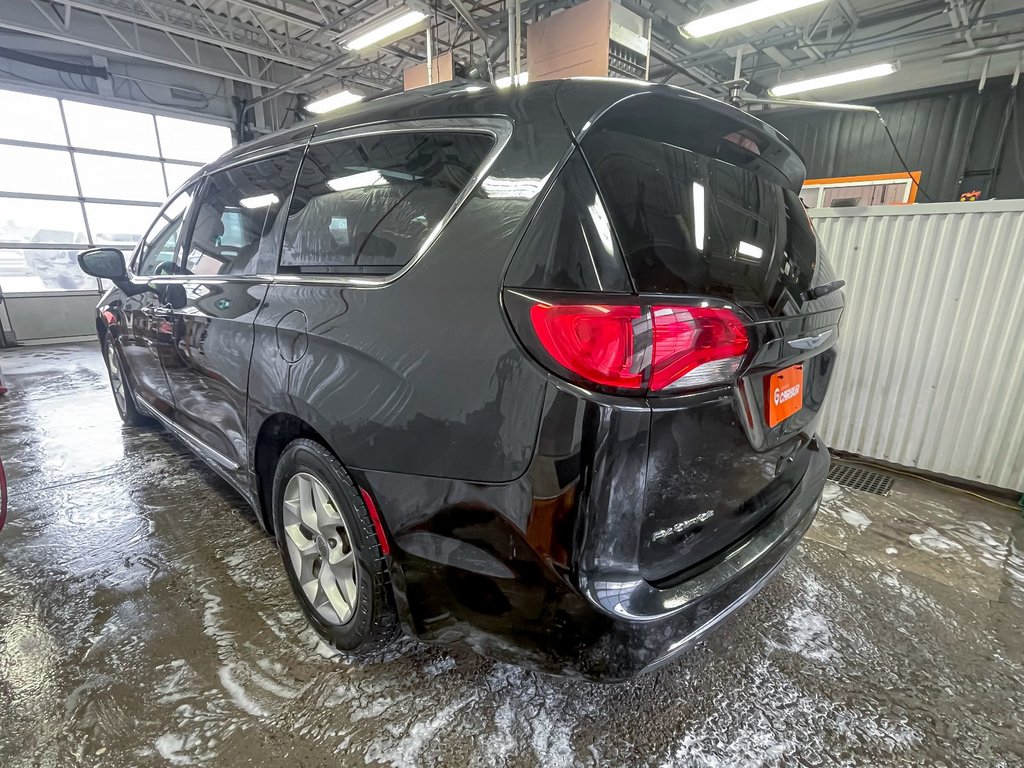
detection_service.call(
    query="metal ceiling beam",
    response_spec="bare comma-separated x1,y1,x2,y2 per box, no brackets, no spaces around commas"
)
0,0,285,87
245,48,369,106
51,0,330,69
10,0,1006,103
446,0,491,49
219,0,326,31
143,0,348,61
204,0,464,53
0,0,424,94
446,0,493,78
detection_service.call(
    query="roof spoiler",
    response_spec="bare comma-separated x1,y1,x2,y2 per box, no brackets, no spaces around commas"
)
556,82,807,192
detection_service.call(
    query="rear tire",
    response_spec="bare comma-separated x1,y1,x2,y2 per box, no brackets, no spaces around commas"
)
272,438,399,655
103,336,149,427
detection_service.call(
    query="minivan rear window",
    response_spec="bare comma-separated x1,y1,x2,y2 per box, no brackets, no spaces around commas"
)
280,131,493,277
583,127,782,298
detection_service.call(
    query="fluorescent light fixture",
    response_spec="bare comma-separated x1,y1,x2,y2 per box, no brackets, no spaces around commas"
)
326,170,387,192
587,199,615,255
681,0,826,38
305,89,363,114
495,72,529,88
481,176,543,199
769,62,898,97
738,241,763,260
692,182,705,251
238,193,279,209
345,10,427,51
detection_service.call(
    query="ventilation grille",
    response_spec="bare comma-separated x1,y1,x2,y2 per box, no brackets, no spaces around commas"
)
828,463,895,496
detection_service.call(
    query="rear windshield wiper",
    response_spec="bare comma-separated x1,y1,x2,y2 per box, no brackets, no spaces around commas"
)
801,279,845,302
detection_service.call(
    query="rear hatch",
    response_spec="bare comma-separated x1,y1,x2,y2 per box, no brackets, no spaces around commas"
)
578,92,843,584
503,87,843,585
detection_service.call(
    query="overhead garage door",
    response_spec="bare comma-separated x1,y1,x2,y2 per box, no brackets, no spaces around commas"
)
0,86,233,343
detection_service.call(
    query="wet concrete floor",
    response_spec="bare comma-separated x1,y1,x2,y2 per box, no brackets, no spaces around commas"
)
1,341,1023,767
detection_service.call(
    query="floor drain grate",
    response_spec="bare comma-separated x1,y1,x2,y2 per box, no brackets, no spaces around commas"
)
828,464,895,496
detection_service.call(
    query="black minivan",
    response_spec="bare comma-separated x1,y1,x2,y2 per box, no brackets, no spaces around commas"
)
79,79,843,681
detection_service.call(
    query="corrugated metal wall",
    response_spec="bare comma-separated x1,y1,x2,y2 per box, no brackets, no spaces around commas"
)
810,201,1024,493
764,79,1024,202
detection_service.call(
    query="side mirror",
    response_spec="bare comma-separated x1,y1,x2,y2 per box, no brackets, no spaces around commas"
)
78,248,128,280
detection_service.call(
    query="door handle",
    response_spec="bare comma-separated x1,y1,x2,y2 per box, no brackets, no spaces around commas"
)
140,306,172,319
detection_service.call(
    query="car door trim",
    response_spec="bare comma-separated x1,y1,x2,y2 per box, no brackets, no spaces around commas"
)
136,398,242,471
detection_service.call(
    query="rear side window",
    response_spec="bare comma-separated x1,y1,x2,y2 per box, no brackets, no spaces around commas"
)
504,152,631,293
185,149,303,276
584,127,781,296
280,131,493,276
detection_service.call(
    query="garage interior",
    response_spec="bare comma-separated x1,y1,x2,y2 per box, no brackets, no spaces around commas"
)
1,0,1023,766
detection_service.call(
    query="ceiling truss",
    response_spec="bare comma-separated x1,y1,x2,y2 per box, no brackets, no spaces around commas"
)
1,0,1023,107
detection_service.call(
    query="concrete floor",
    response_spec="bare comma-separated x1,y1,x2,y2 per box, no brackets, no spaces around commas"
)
1,342,1023,767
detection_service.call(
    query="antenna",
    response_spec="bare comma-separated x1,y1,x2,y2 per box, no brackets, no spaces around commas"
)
715,77,879,114
711,76,930,201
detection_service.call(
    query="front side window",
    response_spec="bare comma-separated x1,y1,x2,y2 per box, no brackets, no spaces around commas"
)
280,131,494,276
185,149,303,276
136,184,197,276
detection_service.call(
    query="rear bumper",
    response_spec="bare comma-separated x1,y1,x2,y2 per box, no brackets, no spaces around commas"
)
358,436,828,681
574,442,827,680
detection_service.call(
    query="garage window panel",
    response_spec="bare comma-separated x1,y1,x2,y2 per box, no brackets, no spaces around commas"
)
0,247,36,293
75,154,167,202
156,115,232,163
0,198,87,242
11,248,94,291
84,203,160,245
0,89,67,145
0,87,234,292
0,198,90,293
163,162,202,194
0,146,78,196
63,100,160,156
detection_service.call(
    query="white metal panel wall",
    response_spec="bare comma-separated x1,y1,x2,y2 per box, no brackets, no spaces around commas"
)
809,201,1024,492
3,292,101,342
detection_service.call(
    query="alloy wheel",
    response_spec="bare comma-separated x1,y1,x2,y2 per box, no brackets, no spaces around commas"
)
281,472,358,625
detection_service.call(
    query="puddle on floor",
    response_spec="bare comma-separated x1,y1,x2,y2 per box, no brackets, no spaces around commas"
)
1,343,1023,767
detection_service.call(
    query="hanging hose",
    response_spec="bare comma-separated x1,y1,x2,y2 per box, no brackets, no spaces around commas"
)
876,111,933,202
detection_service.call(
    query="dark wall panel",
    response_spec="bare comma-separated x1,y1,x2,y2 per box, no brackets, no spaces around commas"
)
762,78,1024,202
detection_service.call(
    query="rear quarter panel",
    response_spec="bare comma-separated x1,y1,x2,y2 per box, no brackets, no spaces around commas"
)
248,103,575,484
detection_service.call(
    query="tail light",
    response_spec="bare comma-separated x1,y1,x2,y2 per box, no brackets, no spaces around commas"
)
529,303,643,389
506,290,750,395
649,306,748,391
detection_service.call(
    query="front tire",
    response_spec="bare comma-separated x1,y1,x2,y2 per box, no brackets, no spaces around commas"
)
273,439,399,655
103,336,149,427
